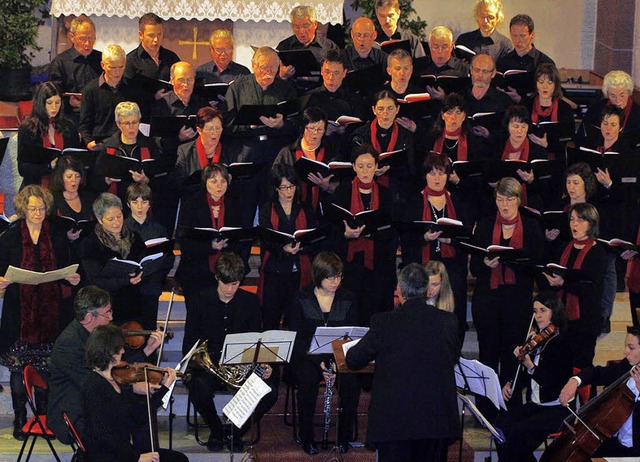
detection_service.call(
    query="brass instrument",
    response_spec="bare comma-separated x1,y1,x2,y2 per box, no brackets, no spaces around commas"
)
190,340,253,389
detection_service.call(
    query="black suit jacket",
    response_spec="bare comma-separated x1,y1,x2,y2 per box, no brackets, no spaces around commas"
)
346,298,460,443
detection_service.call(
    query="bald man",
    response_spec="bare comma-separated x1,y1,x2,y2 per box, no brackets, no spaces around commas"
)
344,17,388,70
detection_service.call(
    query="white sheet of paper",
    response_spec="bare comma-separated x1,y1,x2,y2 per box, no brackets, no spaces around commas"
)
4,264,79,285
223,372,271,428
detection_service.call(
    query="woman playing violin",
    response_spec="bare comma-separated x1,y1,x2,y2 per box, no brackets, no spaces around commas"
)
558,325,640,458
495,291,572,461
81,324,187,462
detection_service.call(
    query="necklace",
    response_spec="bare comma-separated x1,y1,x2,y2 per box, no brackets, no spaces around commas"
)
444,138,459,150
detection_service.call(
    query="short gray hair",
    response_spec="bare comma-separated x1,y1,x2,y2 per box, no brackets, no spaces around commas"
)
429,26,453,44
209,29,234,45
252,46,279,67
114,101,141,123
70,15,95,35
398,263,429,300
291,5,317,22
93,193,123,220
602,70,634,97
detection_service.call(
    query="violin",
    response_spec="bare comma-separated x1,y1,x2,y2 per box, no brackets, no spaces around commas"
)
111,362,187,385
120,320,174,349
517,323,558,361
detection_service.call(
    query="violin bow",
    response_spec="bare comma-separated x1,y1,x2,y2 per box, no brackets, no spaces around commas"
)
156,289,175,367
512,311,537,389
143,366,156,452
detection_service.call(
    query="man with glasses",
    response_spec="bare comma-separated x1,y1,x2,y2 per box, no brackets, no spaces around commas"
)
344,17,388,70
421,26,470,99
277,5,337,91
49,15,102,126
196,29,250,85
47,286,163,444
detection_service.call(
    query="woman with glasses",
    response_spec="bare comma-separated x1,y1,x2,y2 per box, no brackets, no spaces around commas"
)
90,101,163,204
350,90,417,217
0,185,80,440
470,177,543,420
274,107,342,216
171,106,235,199
258,164,319,330
17,81,81,189
288,252,360,455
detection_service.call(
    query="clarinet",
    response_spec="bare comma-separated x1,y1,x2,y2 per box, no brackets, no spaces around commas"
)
322,361,335,450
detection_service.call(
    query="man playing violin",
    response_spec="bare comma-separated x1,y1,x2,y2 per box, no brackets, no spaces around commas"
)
495,291,572,461
558,325,640,457
48,286,163,445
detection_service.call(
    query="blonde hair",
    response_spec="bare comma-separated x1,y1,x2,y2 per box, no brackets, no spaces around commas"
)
102,44,125,63
473,0,505,26
424,261,455,313
14,185,53,219
602,70,634,97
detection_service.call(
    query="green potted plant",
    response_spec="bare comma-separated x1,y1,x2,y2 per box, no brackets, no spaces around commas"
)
0,0,49,101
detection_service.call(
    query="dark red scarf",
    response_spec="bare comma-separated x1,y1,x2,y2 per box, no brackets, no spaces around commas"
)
206,193,225,273
432,129,468,161
502,138,530,206
490,212,524,289
627,227,640,294
295,145,325,212
421,187,457,261
532,97,559,123
347,177,379,270
196,136,222,168
607,97,633,132
370,120,398,188
19,220,61,344
41,130,64,190
257,203,312,303
559,239,596,320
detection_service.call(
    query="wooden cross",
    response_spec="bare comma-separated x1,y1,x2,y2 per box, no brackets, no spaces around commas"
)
178,26,209,60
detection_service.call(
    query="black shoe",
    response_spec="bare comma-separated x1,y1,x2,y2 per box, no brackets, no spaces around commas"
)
302,441,319,455
337,441,350,453
13,419,26,441
602,317,611,334
206,436,224,452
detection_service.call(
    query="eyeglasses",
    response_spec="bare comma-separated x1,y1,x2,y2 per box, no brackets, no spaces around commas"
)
353,33,373,39
213,47,232,54
305,126,325,134
293,23,313,30
119,120,140,127
175,78,194,85
26,206,46,214
277,185,296,191
202,126,223,133
94,308,113,318
326,275,343,281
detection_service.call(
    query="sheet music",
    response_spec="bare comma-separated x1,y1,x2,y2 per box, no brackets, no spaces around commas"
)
4,264,79,285
222,330,296,365
223,372,271,428
308,326,369,354
342,338,361,356
161,340,200,409
455,358,506,410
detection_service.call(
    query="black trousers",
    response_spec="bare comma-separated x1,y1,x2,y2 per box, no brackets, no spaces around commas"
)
376,438,449,462
261,270,300,330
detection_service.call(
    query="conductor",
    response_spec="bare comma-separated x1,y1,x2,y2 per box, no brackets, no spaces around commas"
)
346,263,460,462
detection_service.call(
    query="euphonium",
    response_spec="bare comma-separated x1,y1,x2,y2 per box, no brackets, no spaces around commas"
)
190,340,253,389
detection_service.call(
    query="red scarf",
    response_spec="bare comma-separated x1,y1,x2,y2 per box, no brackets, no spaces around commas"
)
41,130,64,190
347,177,379,270
257,203,312,303
432,129,468,161
607,97,633,132
295,145,325,212
627,227,640,293
206,193,225,273
19,220,61,344
532,97,559,123
490,212,524,289
370,120,398,188
421,187,457,261
196,137,222,168
559,239,596,320
105,145,151,195
502,138,530,206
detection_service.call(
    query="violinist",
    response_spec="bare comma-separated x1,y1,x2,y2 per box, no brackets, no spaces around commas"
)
558,325,640,457
495,291,572,462
48,286,163,445
81,324,187,462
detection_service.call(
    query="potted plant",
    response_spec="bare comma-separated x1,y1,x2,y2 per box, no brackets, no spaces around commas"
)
0,0,49,101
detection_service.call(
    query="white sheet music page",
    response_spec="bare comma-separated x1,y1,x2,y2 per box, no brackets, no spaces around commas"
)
223,372,271,428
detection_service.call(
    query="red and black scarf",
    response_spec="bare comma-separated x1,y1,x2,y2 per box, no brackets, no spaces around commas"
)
502,138,530,206
421,187,457,261
206,193,225,273
196,136,222,168
295,145,326,212
257,203,312,303
19,220,62,344
432,128,468,161
370,120,398,187
347,177,379,270
532,97,559,124
490,212,524,289
559,239,596,320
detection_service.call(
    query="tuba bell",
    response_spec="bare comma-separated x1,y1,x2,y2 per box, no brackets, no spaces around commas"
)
190,340,253,389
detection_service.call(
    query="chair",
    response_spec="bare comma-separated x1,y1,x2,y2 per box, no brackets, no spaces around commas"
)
17,365,61,462
63,412,86,462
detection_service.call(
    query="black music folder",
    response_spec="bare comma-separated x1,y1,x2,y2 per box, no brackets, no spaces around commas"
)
176,225,261,243
259,226,328,247
393,218,471,240
468,112,504,131
18,145,90,164
101,252,166,277
94,153,165,180
294,157,352,182
419,75,472,95
566,146,619,173
457,241,530,262
329,204,391,235
193,82,230,104
451,160,487,179
493,70,535,95
530,121,575,143
150,115,197,137
277,49,321,76
129,74,173,93
231,94,310,126
49,215,95,235
343,65,387,97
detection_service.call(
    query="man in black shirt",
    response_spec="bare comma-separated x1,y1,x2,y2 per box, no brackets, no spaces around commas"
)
49,15,102,126
125,13,181,122
195,29,250,86
374,0,426,60
344,17,388,70
79,44,135,149
183,253,278,452
422,26,470,100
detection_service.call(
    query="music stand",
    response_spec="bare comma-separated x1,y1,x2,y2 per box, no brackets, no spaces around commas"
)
455,358,506,462
308,326,369,355
221,332,296,461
